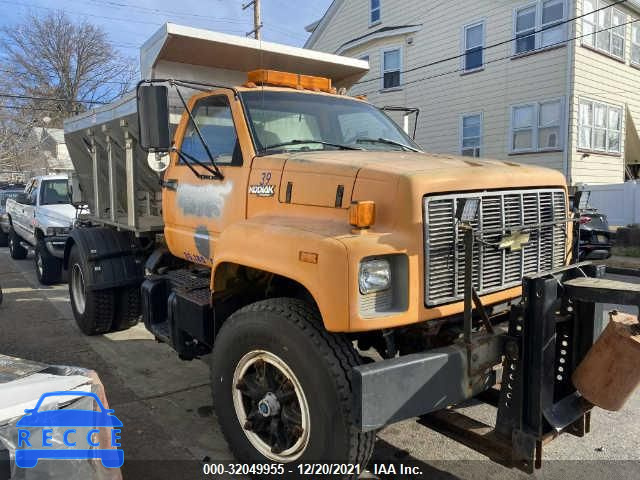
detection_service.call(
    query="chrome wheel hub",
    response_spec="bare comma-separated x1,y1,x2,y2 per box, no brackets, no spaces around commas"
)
71,264,86,315
232,350,310,462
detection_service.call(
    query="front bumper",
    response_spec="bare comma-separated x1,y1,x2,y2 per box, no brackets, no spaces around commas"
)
352,263,635,473
44,235,68,259
353,332,502,431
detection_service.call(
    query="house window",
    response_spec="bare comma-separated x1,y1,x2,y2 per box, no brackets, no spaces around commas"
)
463,21,484,71
510,98,563,152
370,0,381,25
579,99,622,153
632,23,640,65
382,47,401,89
461,113,482,157
515,0,566,55
583,0,626,59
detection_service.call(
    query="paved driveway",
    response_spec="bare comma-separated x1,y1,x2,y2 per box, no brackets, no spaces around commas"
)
1,248,638,479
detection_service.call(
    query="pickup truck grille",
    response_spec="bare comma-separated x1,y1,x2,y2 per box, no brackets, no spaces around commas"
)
424,189,567,306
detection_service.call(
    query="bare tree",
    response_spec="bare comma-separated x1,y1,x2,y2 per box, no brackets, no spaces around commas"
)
0,10,137,126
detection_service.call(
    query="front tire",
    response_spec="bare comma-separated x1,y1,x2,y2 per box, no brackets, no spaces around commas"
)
8,227,27,260
35,239,62,285
68,245,115,335
210,298,374,474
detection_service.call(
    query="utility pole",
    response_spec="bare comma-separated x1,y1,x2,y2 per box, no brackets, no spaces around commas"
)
243,0,262,40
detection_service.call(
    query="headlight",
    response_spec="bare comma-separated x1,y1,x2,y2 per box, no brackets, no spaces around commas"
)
46,227,71,236
359,259,391,294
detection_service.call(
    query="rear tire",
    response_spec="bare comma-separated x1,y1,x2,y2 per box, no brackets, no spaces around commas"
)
0,230,8,247
210,298,374,475
8,227,27,260
35,239,62,285
111,286,141,331
68,245,115,335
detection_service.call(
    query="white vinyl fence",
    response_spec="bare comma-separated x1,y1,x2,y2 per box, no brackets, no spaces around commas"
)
580,181,640,226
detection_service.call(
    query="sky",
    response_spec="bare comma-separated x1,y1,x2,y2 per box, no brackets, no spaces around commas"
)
0,0,333,59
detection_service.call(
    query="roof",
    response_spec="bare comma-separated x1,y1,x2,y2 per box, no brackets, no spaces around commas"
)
140,23,369,88
43,128,65,144
336,25,422,55
304,0,342,49
305,20,320,33
35,174,68,181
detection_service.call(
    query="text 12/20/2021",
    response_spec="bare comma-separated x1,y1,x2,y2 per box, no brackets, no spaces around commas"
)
202,463,423,476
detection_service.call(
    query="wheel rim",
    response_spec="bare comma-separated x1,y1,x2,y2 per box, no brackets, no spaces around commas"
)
232,350,310,462
36,252,43,276
9,237,13,253
71,264,86,315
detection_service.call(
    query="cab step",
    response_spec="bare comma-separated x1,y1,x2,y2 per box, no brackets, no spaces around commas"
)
141,268,213,359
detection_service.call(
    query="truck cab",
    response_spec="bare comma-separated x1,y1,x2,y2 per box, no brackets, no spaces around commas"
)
5,175,75,284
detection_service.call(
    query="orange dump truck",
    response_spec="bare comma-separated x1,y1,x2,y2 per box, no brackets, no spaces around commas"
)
63,24,638,476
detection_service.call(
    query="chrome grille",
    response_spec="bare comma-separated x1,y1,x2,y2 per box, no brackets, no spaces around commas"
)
424,189,567,306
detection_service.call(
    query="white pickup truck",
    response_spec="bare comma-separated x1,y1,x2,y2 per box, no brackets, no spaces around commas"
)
5,175,76,284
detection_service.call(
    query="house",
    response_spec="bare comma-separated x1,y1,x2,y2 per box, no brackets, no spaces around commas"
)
35,128,73,174
305,0,640,184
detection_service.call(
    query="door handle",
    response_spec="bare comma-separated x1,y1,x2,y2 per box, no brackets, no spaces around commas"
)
161,179,178,191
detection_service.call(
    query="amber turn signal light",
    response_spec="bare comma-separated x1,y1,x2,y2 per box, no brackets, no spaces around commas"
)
349,201,375,229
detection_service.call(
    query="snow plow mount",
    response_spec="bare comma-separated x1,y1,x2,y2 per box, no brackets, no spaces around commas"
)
419,262,640,473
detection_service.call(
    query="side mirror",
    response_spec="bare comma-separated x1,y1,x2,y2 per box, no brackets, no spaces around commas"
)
15,193,29,204
137,84,171,152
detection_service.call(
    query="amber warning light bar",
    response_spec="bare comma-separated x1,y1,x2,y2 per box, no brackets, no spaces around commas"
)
247,69,336,93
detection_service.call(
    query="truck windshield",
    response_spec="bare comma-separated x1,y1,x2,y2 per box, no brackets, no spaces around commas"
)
40,180,70,205
241,91,422,154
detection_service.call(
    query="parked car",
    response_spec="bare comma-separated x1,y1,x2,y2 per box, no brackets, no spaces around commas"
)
575,190,613,260
0,183,25,247
4,175,76,284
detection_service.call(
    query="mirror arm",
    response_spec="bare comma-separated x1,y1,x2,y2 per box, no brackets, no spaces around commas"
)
174,86,225,180
173,148,224,180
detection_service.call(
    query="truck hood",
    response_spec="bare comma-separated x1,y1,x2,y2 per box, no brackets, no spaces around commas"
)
270,151,567,210
38,204,76,227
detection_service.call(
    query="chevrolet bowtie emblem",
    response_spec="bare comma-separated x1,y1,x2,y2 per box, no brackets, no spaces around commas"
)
498,230,530,252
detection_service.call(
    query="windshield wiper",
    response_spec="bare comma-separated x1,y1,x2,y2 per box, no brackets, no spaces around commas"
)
261,139,363,153
355,137,421,152
174,85,224,180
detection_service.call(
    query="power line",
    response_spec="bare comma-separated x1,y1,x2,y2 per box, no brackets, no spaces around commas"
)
359,16,639,96
0,67,133,86
0,104,65,112
0,93,108,105
353,0,629,87
0,0,248,35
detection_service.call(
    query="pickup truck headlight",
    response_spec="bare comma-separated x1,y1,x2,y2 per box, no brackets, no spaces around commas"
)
46,227,71,236
359,259,391,294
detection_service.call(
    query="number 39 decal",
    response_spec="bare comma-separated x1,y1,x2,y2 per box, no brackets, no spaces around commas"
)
248,171,275,197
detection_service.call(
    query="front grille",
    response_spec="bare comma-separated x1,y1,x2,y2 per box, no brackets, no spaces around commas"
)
424,189,567,306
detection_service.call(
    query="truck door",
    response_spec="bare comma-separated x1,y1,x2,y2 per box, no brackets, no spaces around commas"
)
14,179,37,242
162,91,253,266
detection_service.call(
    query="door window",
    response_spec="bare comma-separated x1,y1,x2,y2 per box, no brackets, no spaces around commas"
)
28,181,38,205
180,96,242,166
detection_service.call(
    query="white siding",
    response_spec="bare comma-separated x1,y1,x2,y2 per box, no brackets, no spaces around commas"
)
570,0,640,184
